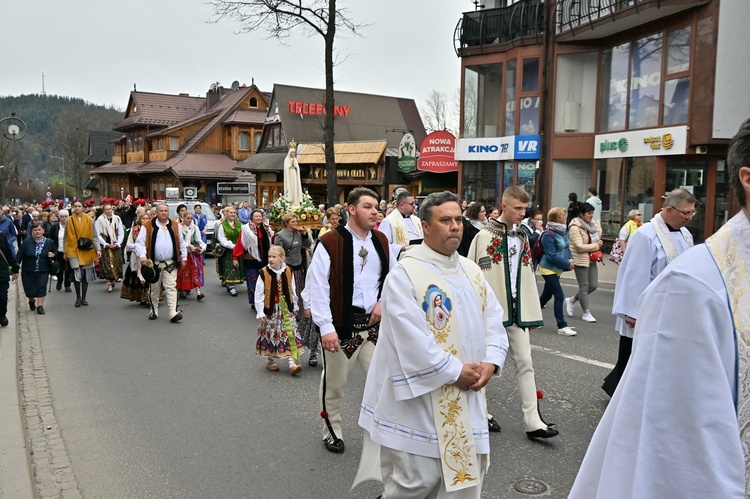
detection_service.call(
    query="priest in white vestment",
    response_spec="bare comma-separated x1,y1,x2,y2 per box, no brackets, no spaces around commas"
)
601,188,695,396
571,118,750,498
356,191,509,498
378,190,423,253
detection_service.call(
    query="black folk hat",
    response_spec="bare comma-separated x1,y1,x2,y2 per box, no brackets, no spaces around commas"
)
140,263,160,284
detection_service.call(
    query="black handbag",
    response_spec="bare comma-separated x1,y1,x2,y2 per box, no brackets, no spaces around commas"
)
72,220,94,250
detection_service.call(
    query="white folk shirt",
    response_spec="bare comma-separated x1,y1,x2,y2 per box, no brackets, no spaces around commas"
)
507,224,523,296
57,224,66,253
95,214,124,247
359,245,508,459
611,222,692,338
571,235,747,498
134,218,187,262
307,224,399,336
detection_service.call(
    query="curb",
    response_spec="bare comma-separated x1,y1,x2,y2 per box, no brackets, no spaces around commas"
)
0,282,34,499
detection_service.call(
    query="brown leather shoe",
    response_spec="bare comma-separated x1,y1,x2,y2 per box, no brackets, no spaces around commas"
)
290,364,302,376
266,361,279,372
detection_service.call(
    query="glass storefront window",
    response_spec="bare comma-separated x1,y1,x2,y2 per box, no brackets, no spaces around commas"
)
599,44,629,132
518,162,537,206
503,162,514,190
663,77,690,125
463,63,503,138
667,26,691,74
597,157,655,238
505,60,517,135
462,161,500,204
629,34,662,129
522,58,539,93
665,160,707,242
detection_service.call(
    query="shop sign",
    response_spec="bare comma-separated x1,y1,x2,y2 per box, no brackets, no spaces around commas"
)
594,125,687,159
455,134,541,161
418,130,459,173
398,132,417,173
287,101,350,117
217,182,251,196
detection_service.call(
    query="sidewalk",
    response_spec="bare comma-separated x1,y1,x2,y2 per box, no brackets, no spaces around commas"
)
548,252,619,291
0,282,34,499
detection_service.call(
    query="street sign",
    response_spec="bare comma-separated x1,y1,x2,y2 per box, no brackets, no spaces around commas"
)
217,182,251,196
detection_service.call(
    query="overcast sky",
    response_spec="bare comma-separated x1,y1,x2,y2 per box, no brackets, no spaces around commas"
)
1,0,466,115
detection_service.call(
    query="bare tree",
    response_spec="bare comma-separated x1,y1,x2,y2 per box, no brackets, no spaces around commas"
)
50,107,90,197
208,0,364,207
420,90,458,135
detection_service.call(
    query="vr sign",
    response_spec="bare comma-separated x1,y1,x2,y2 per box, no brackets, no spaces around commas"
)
454,134,540,161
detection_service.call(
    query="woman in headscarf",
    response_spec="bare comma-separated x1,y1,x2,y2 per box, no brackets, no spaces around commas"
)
16,222,56,315
216,206,243,296
120,211,150,305
233,208,272,307
64,200,102,307
425,290,451,330
177,211,206,300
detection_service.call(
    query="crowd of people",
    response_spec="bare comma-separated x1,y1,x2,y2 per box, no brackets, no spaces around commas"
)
2,117,750,497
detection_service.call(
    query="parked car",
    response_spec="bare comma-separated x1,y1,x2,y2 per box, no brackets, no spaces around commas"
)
157,200,218,252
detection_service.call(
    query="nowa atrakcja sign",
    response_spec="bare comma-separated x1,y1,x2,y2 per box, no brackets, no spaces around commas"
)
418,131,459,173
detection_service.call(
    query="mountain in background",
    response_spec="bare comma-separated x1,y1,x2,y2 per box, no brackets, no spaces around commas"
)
0,94,123,202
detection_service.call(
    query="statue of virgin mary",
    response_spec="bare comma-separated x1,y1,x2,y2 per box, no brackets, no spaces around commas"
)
283,140,304,206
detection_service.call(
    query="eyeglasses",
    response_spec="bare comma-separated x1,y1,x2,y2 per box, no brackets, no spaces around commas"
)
669,206,697,218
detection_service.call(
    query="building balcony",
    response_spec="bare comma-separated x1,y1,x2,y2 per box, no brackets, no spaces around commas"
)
454,0,545,57
556,0,709,42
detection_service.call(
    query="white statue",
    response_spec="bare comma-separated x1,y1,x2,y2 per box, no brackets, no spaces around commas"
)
283,147,304,206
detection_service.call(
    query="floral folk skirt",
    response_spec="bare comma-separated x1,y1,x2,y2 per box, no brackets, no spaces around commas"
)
177,253,204,291
120,266,148,303
218,252,244,285
256,306,304,359
99,247,124,281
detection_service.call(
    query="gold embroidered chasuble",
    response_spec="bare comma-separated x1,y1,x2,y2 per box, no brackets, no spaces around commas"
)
385,209,423,246
706,212,750,490
400,251,488,492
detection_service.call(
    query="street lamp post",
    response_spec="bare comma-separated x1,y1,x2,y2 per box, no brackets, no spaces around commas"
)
50,155,65,202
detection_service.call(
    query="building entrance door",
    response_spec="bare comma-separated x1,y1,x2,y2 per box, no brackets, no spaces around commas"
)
665,160,707,242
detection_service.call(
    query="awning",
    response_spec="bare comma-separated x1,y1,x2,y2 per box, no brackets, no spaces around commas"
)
297,141,387,165
236,152,288,172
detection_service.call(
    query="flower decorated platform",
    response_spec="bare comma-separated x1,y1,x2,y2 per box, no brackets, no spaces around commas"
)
268,191,323,230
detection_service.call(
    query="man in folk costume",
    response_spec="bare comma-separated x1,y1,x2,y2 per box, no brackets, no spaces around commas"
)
570,119,750,499
95,203,125,293
135,203,187,323
601,188,695,397
378,189,423,252
355,191,508,498
467,186,558,440
308,187,399,454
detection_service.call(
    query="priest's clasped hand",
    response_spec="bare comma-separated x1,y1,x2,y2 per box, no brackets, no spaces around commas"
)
455,363,481,391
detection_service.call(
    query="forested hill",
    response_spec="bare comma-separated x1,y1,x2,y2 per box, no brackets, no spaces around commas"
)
0,94,124,200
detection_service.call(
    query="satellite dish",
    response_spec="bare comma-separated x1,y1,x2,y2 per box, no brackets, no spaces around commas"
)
1,116,26,141
231,80,240,91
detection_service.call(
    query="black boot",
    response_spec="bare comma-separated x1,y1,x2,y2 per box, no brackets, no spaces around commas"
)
74,282,82,307
80,282,89,306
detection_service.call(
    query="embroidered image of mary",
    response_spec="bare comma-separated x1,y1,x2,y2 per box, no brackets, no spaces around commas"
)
422,285,452,330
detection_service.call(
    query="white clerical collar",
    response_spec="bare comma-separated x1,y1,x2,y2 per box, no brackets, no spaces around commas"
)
345,223,372,242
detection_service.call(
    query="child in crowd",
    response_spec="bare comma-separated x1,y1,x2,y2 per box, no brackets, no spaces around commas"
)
254,246,304,375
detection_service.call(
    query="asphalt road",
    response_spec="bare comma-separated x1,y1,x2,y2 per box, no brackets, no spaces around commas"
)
31,265,620,498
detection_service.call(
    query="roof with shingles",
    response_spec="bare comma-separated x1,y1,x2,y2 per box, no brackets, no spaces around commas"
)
114,92,206,131
223,109,267,125
84,131,124,164
265,84,427,151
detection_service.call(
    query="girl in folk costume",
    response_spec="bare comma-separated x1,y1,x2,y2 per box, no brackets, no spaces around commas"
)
64,201,101,308
95,203,125,293
121,211,150,305
216,207,244,296
254,246,304,376
177,212,206,300
232,209,273,307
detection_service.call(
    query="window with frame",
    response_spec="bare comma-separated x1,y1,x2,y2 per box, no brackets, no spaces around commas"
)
598,26,692,131
462,63,503,138
239,132,250,151
169,137,179,151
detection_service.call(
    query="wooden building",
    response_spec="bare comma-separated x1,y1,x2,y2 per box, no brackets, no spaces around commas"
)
236,84,427,206
92,82,270,203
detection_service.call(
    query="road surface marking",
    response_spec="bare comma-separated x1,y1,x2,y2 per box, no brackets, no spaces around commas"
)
531,345,615,369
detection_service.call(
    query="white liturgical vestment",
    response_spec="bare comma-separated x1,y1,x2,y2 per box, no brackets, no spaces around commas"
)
571,211,750,499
